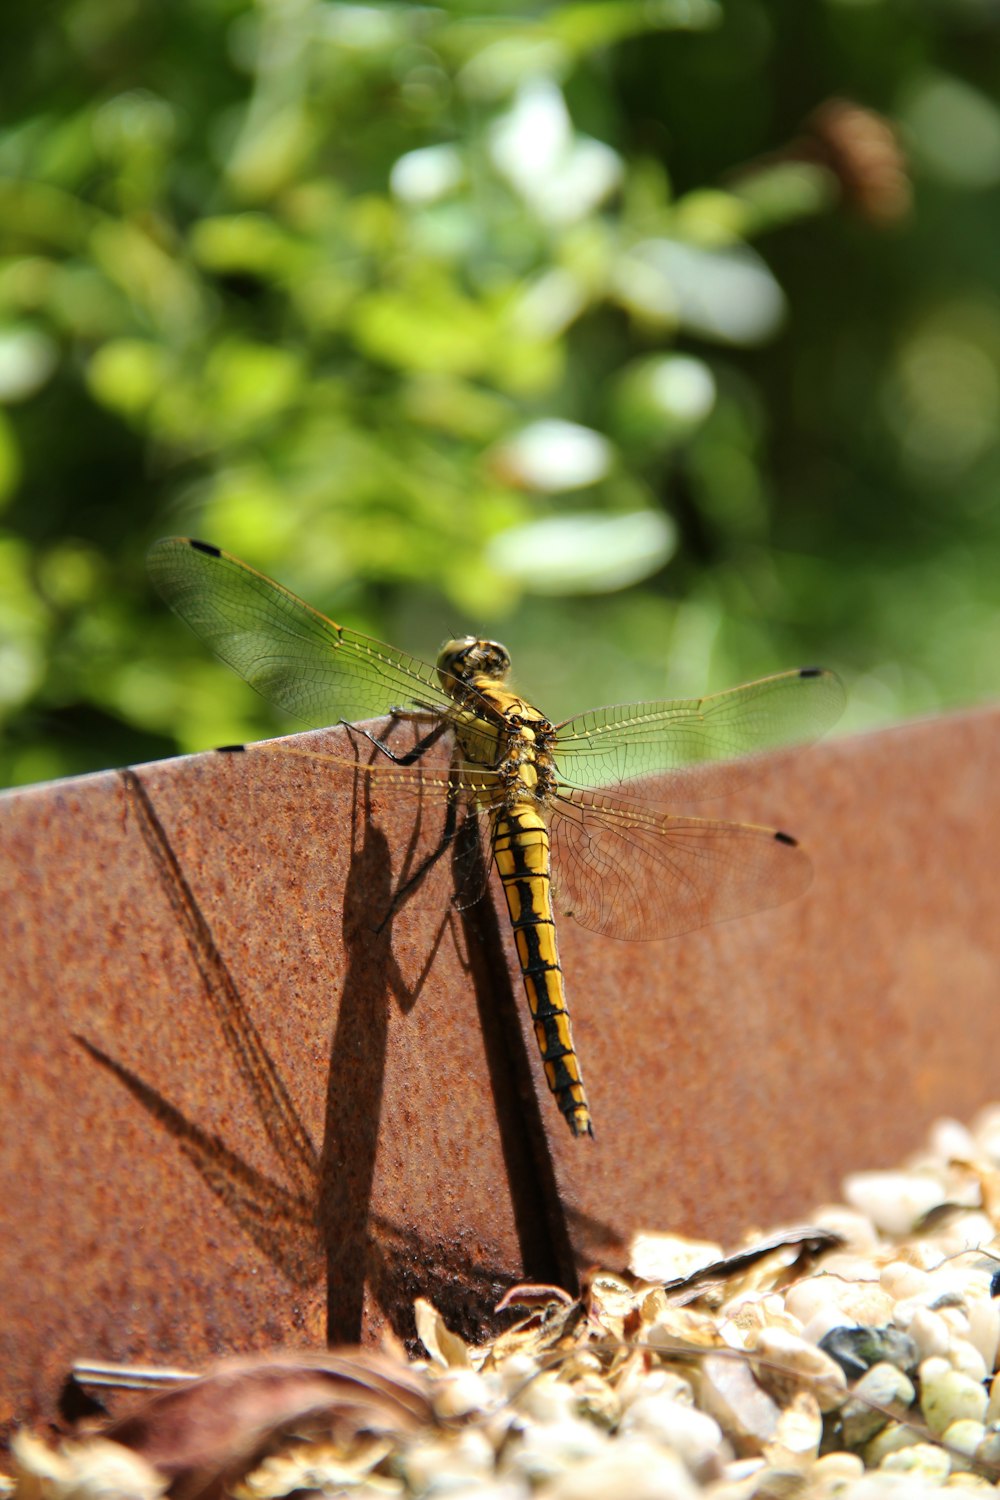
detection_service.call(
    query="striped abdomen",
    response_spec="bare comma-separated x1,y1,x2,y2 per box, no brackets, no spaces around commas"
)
492,804,592,1138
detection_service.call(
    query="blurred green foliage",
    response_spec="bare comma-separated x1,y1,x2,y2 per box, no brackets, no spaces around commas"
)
2,0,1000,787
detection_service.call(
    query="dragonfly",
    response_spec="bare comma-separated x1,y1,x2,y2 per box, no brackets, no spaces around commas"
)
148,537,845,1139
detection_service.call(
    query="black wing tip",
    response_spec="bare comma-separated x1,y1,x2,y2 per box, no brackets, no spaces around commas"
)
798,666,824,679
216,743,247,753
189,539,222,558
774,830,798,847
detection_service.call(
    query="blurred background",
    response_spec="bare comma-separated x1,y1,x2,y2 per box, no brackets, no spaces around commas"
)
2,0,1000,788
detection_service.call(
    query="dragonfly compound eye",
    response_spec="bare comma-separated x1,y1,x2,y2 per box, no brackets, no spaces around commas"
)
437,637,511,686
147,535,844,1142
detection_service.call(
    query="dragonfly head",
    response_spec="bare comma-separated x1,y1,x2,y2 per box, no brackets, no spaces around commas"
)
437,636,511,691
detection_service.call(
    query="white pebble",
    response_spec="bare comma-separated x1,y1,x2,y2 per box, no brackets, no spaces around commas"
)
718,1456,766,1484
963,1292,1000,1372
971,1103,1000,1160
881,1262,931,1300
750,1327,847,1411
399,1431,495,1492
544,1440,698,1500
619,1395,723,1479
503,1417,607,1485
942,1417,987,1468
803,1306,860,1346
784,1279,841,1326
879,1440,952,1480
820,1252,884,1283
905,1306,952,1359
841,1361,916,1448
494,1354,540,1396
835,1285,897,1326
810,1450,865,1482
843,1171,948,1236
417,1485,527,1500
628,1232,722,1284
812,1205,881,1252
938,1304,971,1335
513,1373,578,1424
938,1212,997,1254
929,1116,977,1161
864,1419,923,1467
768,1392,823,1458
786,1271,890,1330
617,1366,694,1412
699,1351,781,1448
921,1365,989,1435
432,1368,497,1420
949,1337,988,1384
915,1264,993,1308
975,1425,1000,1470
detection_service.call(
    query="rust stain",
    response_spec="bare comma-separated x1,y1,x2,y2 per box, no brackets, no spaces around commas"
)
2,707,1000,1434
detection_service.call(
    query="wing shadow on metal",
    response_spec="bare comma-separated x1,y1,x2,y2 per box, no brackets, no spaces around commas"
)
77,765,578,1349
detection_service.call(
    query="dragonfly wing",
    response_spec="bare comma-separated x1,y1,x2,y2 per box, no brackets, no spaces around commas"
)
549,786,813,942
231,736,499,911
148,537,459,728
450,798,496,911
554,668,845,801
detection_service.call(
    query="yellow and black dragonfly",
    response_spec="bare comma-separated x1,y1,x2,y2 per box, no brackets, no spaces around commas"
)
148,537,844,1139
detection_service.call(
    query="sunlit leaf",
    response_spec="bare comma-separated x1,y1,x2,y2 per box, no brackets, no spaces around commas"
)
487,510,676,594
491,419,614,491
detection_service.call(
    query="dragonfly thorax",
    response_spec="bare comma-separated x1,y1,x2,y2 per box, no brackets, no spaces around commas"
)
437,636,511,694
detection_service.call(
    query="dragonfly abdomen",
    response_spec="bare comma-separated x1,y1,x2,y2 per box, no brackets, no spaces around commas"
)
493,804,593,1138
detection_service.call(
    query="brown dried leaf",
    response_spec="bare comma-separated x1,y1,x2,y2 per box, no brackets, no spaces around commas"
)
482,1299,581,1369
659,1227,844,1300
583,1272,639,1342
100,1351,433,1500
413,1299,471,1370
642,1305,727,1355
494,1283,574,1315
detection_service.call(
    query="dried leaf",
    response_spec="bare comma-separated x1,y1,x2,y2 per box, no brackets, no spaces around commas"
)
12,1433,166,1500
100,1351,433,1500
641,1305,726,1354
494,1283,574,1314
582,1272,638,1341
413,1299,471,1370
660,1226,844,1299
233,1437,392,1500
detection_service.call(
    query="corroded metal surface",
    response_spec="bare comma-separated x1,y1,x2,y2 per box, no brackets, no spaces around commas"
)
3,706,1000,1434
545,706,1000,1263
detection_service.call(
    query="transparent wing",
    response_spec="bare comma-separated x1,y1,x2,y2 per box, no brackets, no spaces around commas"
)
550,785,812,942
230,735,500,912
554,668,845,801
148,537,464,728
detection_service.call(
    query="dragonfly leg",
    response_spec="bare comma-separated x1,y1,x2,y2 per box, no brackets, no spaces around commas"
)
342,716,449,767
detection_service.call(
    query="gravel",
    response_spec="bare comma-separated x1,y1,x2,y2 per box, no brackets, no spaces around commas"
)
13,1103,1000,1500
